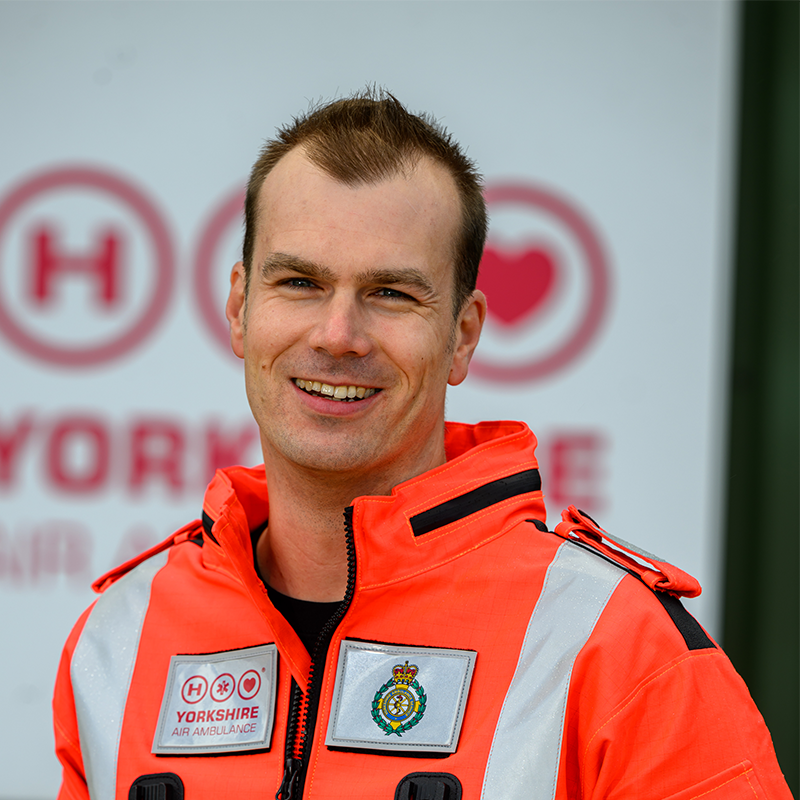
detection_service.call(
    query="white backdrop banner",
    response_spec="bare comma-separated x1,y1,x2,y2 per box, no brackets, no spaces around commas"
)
0,2,737,797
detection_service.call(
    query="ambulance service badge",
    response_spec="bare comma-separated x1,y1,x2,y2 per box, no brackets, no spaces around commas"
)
326,640,476,754
371,661,427,736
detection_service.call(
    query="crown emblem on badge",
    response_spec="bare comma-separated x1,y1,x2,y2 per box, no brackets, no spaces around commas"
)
371,661,427,736
393,662,418,683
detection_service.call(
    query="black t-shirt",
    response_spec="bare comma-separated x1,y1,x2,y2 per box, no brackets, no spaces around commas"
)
265,584,341,655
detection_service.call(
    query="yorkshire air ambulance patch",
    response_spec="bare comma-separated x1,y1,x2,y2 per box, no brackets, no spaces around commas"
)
371,661,427,736
152,644,277,755
325,641,476,755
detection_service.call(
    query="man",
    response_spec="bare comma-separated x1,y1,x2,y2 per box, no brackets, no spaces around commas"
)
54,91,789,799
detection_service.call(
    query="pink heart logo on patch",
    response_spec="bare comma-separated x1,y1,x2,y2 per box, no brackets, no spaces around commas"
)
243,677,256,693
478,244,557,326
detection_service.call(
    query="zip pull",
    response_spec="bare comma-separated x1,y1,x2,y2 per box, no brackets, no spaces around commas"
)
276,757,302,800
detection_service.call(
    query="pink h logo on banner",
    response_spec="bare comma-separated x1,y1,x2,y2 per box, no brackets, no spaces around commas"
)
31,226,122,307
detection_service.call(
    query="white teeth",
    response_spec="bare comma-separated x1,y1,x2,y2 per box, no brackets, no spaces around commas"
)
294,378,377,402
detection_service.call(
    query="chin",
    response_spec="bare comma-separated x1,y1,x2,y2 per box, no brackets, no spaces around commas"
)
275,435,386,475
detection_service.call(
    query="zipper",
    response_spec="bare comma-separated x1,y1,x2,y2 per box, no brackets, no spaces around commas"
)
275,681,304,800
275,506,358,800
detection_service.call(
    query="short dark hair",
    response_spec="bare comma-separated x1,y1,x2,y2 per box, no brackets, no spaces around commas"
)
243,88,487,315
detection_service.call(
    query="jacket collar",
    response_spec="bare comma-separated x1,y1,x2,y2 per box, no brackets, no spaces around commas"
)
201,420,545,591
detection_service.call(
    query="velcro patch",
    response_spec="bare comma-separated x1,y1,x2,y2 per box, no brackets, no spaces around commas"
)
152,644,277,755
325,640,476,755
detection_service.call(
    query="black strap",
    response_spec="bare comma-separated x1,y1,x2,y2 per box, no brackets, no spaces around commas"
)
654,591,715,651
410,470,541,537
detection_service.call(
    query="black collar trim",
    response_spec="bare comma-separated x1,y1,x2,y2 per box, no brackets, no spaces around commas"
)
410,469,541,537
201,510,219,545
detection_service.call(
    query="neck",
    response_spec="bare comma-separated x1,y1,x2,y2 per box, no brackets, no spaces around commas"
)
256,445,446,602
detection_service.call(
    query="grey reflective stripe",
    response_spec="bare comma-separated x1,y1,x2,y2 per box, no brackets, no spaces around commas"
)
71,550,169,800
481,542,625,800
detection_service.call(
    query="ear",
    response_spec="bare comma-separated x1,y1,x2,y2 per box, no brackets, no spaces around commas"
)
226,262,247,360
448,290,487,386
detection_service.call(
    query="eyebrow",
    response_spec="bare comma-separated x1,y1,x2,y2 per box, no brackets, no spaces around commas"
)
354,268,436,297
259,253,437,297
259,253,335,282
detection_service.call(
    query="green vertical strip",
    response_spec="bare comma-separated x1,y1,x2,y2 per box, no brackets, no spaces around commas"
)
723,1,799,795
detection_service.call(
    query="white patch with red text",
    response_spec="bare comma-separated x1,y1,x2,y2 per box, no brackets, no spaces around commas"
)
152,644,277,754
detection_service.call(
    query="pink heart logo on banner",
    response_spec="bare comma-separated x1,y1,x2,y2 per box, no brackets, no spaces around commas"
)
478,245,557,326
243,677,256,693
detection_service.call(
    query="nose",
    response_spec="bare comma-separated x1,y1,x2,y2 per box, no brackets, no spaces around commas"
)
308,292,373,358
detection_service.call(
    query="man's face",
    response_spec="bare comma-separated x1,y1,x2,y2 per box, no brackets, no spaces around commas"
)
226,148,485,487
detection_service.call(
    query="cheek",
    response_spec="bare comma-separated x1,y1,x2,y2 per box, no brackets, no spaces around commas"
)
413,327,455,372
395,339,453,391
244,313,296,360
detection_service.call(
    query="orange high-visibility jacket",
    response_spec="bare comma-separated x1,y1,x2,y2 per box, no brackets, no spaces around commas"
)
54,421,790,799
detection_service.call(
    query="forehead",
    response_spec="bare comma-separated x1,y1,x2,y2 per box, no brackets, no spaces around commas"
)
254,148,461,280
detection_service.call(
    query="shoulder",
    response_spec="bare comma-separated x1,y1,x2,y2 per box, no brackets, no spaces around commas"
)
91,518,204,593
549,512,790,797
57,520,207,664
547,507,717,671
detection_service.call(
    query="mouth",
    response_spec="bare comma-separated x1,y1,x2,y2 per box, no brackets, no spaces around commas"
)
294,378,380,402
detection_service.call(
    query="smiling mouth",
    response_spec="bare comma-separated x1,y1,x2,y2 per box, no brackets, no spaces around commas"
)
294,378,380,402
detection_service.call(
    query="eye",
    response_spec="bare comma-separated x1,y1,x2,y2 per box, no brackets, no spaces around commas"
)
374,287,413,301
276,276,320,292
286,277,316,288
